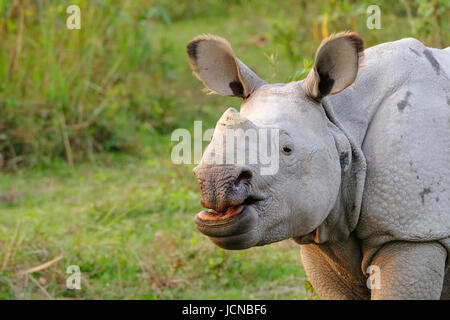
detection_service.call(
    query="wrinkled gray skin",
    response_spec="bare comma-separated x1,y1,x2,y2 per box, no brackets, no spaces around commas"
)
186,33,450,300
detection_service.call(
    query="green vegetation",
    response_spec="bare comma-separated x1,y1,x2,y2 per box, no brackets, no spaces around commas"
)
0,154,305,299
0,0,449,299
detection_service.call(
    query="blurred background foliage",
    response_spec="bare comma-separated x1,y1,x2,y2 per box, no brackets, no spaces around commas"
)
0,0,449,300
0,0,448,170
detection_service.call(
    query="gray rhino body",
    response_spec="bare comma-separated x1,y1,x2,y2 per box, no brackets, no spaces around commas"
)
187,33,450,299
300,38,450,299
326,38,450,270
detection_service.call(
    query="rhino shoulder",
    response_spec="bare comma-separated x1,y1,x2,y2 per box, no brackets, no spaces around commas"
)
366,37,449,83
367,37,426,58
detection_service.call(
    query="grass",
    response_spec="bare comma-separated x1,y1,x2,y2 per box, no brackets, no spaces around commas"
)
0,0,449,299
0,153,306,299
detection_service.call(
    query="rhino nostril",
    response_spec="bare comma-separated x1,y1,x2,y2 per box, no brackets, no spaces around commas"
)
234,169,252,187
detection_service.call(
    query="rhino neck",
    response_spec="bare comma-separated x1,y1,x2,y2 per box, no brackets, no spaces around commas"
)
305,57,392,243
294,100,368,245
319,41,402,149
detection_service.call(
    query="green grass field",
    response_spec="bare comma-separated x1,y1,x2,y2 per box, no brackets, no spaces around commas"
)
0,154,306,299
0,0,448,299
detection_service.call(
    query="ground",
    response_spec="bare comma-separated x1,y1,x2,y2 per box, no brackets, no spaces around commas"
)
0,153,307,299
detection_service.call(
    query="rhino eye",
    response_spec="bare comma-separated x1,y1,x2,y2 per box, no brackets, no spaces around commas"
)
282,146,293,154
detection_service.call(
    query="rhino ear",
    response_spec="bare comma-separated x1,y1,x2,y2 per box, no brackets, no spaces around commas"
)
303,32,364,101
187,35,266,98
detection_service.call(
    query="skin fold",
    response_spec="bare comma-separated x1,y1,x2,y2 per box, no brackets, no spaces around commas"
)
187,33,450,300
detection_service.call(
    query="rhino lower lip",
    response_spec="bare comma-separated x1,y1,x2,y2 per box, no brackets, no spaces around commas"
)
194,203,258,239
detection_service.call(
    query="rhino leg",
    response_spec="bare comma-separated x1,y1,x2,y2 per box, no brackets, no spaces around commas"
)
440,268,450,300
300,240,370,300
370,241,447,300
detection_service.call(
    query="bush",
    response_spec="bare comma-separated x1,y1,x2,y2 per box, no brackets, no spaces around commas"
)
0,0,181,168
0,0,448,169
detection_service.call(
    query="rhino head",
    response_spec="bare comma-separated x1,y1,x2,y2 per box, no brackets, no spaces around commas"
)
187,32,364,250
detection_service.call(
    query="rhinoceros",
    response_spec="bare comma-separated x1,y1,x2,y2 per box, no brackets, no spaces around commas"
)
186,32,450,300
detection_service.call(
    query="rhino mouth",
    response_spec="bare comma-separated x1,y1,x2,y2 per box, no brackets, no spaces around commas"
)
197,204,246,221
194,196,262,243
195,196,261,223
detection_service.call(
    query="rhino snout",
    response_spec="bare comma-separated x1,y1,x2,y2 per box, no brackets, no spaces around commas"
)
193,165,253,213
